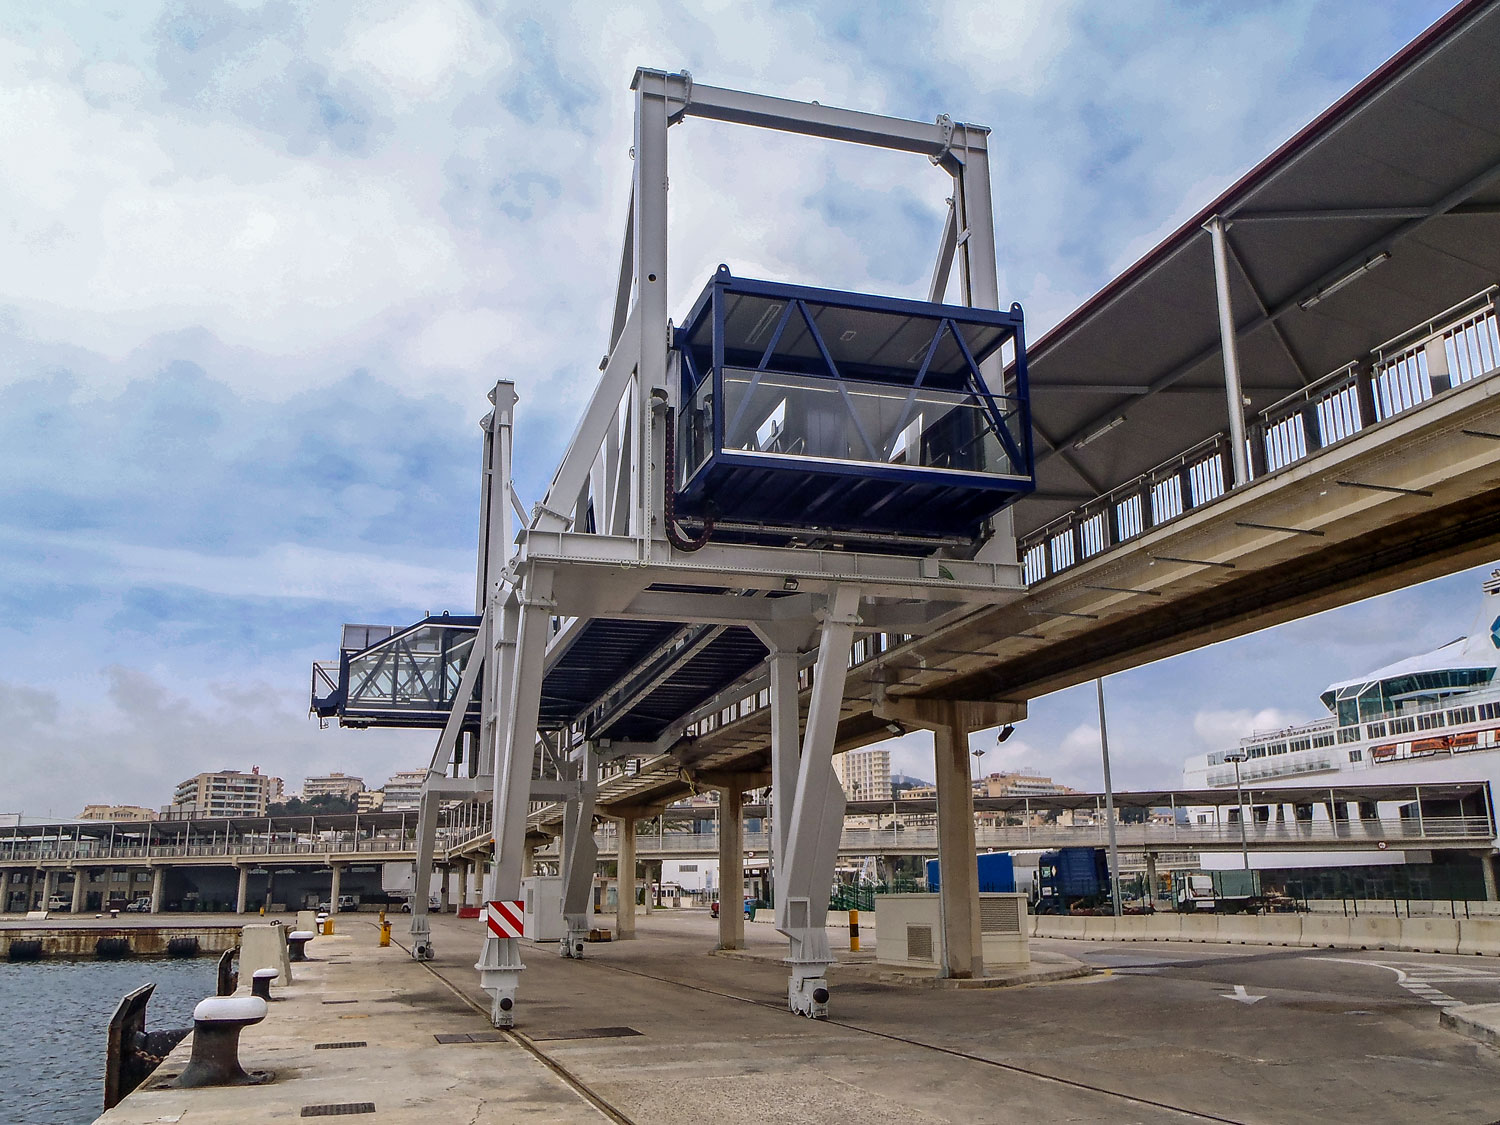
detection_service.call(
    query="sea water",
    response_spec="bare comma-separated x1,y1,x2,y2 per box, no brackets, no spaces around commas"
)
0,956,212,1125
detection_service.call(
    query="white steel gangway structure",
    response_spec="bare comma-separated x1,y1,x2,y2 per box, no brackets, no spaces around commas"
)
315,2,1500,1027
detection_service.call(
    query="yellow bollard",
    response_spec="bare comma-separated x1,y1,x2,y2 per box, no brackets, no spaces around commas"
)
379,919,391,947
849,908,860,952
324,917,335,936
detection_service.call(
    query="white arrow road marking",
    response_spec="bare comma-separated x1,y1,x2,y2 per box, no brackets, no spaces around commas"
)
1221,984,1264,1004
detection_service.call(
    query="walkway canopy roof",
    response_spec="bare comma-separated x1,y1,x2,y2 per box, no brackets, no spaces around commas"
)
1015,0,1500,538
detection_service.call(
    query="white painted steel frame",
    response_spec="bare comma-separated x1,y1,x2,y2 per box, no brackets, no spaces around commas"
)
454,69,1023,1023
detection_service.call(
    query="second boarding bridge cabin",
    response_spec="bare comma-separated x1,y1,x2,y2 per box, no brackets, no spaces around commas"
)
311,66,1040,1027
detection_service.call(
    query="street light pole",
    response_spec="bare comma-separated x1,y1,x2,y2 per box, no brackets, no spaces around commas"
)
1096,678,1123,917
1225,750,1251,871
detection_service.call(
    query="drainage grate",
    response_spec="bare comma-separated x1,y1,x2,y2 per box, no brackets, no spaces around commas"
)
529,1026,642,1042
300,1104,375,1117
313,1041,367,1050
434,1031,505,1044
321,999,358,1005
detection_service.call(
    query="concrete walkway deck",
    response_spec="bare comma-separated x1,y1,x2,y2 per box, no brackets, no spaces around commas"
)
99,910,1500,1124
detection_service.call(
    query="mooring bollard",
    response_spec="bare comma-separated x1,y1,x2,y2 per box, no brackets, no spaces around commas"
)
286,931,315,962
250,968,278,1001
316,912,329,935
173,997,270,1088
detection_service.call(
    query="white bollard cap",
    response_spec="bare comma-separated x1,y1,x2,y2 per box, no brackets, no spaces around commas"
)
289,930,316,940
194,996,268,1022
252,968,280,980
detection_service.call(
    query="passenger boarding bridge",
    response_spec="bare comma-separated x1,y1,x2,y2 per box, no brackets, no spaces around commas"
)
312,2,1500,1026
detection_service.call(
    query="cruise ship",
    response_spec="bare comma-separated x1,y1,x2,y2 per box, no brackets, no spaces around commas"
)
1181,568,1500,899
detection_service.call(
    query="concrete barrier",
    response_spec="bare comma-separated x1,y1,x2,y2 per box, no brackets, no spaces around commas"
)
1459,917,1500,956
1255,914,1304,946
1178,914,1219,942
1299,913,1352,948
1401,916,1461,955
1215,914,1262,944
1113,916,1151,941
1144,913,1182,941
1082,916,1116,940
240,923,292,984
1029,913,1038,937
1345,915,1401,950
1035,915,1086,939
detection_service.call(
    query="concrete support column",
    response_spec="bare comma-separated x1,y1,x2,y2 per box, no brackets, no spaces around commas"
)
100,868,114,911
458,860,471,908
150,866,165,913
263,869,275,913
70,869,85,913
616,818,636,940
41,868,58,909
236,866,249,914
1145,853,1159,906
438,866,451,913
718,785,745,950
934,708,983,980
329,862,343,913
1483,851,1498,903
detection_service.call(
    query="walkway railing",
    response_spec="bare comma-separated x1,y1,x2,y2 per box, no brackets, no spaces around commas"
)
1020,287,1500,585
535,815,1493,859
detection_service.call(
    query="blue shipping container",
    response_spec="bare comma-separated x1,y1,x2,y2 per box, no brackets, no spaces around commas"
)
925,852,1016,894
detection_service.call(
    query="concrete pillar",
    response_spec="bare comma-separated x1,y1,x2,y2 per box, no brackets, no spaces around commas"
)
718,785,745,950
263,869,275,912
41,868,58,909
458,860,471,908
1145,853,1159,906
439,866,451,913
150,866,165,913
616,818,636,939
70,869,85,913
236,866,249,914
329,862,343,913
934,708,983,979
1483,852,1498,903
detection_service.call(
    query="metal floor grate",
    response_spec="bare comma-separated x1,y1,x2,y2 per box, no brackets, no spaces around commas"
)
434,1031,506,1044
300,1104,375,1117
314,1041,367,1050
529,1026,642,1042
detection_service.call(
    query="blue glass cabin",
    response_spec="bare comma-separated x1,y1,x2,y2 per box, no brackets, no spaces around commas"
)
674,267,1034,544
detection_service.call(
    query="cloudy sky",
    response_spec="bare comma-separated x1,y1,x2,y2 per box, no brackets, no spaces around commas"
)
0,0,1484,818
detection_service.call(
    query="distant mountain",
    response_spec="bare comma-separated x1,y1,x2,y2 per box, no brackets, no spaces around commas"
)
890,773,932,790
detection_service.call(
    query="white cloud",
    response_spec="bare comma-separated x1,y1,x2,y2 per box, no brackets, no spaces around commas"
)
1192,707,1311,751
2,527,471,610
334,2,509,104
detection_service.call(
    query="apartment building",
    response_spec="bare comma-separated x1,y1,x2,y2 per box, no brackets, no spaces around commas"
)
171,768,284,818
834,747,891,802
301,772,365,801
79,804,155,821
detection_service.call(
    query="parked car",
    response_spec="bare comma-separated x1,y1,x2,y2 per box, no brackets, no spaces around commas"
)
317,894,359,912
46,895,70,912
710,898,757,920
123,897,152,913
400,895,442,913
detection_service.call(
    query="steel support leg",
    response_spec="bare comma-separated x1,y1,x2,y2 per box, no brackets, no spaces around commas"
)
476,576,553,1026
408,789,440,960
776,586,861,1018
559,746,599,959
935,706,983,979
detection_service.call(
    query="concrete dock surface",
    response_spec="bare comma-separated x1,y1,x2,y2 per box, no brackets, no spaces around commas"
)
99,909,1500,1124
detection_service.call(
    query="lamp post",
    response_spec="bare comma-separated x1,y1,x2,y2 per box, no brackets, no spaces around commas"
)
1096,678,1123,917
1223,750,1251,871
